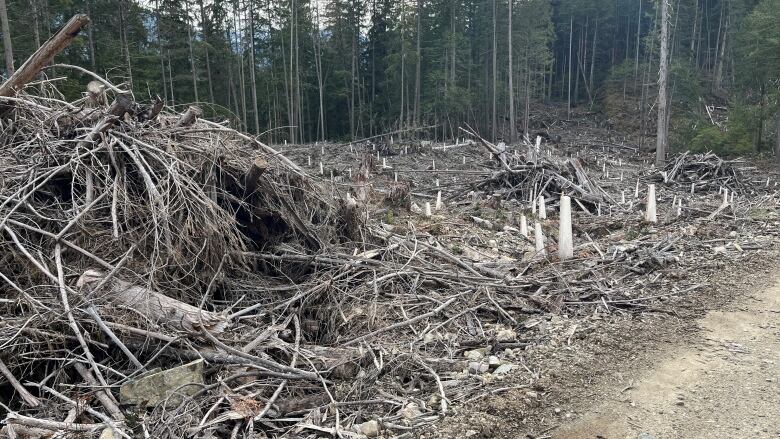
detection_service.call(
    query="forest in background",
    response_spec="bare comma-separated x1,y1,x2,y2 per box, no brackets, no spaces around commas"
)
0,0,778,154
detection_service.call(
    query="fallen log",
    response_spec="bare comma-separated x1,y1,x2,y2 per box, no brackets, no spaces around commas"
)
0,14,90,98
76,269,228,336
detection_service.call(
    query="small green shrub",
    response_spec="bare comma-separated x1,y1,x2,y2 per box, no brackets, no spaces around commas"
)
684,125,753,156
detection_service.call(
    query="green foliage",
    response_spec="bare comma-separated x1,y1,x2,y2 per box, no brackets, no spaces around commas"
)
685,125,751,155
732,0,780,151
601,60,640,125
0,0,773,147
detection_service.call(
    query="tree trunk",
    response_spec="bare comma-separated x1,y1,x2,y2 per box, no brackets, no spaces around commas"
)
507,0,515,143
655,0,670,167
775,112,780,170
30,0,42,90
248,1,259,134
198,0,214,104
187,22,198,102
350,32,356,139
713,1,728,93
690,0,698,54
574,26,582,106
31,0,41,49
288,0,296,142
155,0,167,104
167,55,175,107
295,0,304,141
492,0,497,141
589,19,597,107
634,0,642,89
414,0,421,127
400,20,405,130
313,3,325,141
235,7,247,131
523,48,530,139
622,12,630,103
77,270,228,336
567,17,573,119
0,0,14,75
120,1,133,90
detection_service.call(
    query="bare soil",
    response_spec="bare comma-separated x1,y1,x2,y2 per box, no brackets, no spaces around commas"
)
422,250,780,439
557,265,780,438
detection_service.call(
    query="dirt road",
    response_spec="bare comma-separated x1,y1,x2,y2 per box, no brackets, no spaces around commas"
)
555,275,780,439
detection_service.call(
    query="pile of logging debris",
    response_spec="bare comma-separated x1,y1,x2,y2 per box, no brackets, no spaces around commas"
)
457,127,611,207
1,14,780,439
655,150,754,192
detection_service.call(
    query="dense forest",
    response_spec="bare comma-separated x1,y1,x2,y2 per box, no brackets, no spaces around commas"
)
0,0,778,154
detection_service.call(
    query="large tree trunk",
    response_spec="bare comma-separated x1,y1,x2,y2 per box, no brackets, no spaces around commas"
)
0,0,15,75
655,0,670,167
0,14,89,98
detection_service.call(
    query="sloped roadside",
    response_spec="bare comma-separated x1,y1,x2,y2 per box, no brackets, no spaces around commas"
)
556,260,780,438
424,249,780,439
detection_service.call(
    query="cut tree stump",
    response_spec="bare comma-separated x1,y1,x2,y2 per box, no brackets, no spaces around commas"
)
175,105,202,127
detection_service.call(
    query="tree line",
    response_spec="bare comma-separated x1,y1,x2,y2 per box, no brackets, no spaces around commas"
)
0,0,778,155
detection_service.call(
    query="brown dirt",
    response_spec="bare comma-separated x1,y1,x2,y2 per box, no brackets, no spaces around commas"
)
557,268,780,438
421,249,780,439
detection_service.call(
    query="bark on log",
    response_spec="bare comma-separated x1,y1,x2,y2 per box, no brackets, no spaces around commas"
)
76,269,228,335
0,15,90,98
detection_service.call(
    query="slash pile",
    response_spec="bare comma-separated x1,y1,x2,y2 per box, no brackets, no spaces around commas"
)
1,72,780,439
656,150,757,192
